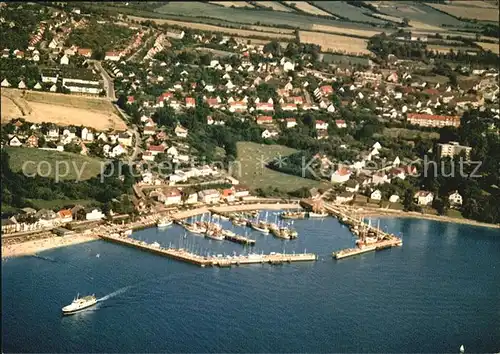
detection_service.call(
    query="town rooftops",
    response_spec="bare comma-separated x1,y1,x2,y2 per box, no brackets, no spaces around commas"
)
407,113,460,122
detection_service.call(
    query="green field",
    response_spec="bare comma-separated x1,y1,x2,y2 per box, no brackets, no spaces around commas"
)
5,147,104,181
234,142,328,193
378,128,440,141
153,2,386,30
311,1,385,24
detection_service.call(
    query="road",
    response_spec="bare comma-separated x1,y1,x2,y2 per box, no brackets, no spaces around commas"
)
114,104,142,162
126,34,155,63
92,60,116,101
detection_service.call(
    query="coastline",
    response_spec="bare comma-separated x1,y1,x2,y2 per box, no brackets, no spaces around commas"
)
2,233,100,259
3,202,497,260
357,208,500,229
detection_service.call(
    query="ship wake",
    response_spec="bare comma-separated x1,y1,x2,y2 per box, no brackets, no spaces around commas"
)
97,286,131,302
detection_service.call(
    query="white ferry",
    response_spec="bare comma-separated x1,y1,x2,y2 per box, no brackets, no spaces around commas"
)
62,294,97,315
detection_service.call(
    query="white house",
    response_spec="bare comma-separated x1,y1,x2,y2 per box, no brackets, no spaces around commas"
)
331,167,351,184
448,191,463,207
9,136,22,147
345,180,359,193
262,129,279,139
174,125,188,138
198,189,220,204
85,209,105,221
414,191,434,206
60,54,69,65
1,78,11,87
370,189,382,201
164,188,182,205
389,194,400,203
110,144,127,158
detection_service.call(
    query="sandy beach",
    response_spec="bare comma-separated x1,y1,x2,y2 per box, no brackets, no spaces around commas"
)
2,233,100,259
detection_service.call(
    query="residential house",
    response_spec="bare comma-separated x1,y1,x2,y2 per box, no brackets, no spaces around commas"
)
60,54,69,65
370,189,382,201
185,97,196,108
437,142,472,160
104,51,121,61
331,167,351,184
117,132,133,147
110,144,127,158
335,192,354,204
221,188,235,202
345,180,359,193
335,120,347,129
448,191,463,207
174,125,188,138
198,189,220,204
183,190,198,205
371,172,390,186
407,113,461,128
164,188,182,205
414,191,434,206
262,129,279,139
256,116,273,125
26,135,39,147
234,185,250,199
85,209,105,221
285,118,297,128
57,209,73,223
315,120,329,130
9,136,22,147
389,194,400,203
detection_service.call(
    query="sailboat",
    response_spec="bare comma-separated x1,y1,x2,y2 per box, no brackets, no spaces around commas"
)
250,212,269,234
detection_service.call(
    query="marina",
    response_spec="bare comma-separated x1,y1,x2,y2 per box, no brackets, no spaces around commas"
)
98,232,316,267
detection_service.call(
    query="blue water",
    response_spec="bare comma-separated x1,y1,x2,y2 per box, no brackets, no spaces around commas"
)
2,215,500,353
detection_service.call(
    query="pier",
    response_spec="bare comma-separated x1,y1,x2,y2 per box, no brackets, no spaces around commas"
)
301,199,403,260
98,233,316,267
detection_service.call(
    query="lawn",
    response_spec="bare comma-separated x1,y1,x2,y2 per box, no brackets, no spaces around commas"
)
379,128,440,141
5,147,104,181
234,142,327,192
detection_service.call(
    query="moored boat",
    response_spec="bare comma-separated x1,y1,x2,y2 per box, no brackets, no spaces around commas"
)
281,211,306,219
157,218,173,228
308,211,328,218
62,294,97,315
250,221,269,234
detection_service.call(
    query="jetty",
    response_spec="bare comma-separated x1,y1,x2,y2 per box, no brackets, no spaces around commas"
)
98,233,315,267
301,199,403,259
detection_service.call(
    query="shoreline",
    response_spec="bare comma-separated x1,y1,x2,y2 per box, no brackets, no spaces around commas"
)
3,204,497,260
2,233,100,259
356,208,500,229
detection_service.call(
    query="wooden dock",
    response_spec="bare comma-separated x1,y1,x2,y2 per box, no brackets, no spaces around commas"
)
99,233,316,267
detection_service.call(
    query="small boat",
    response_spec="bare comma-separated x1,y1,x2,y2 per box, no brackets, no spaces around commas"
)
157,218,173,228
460,345,465,353
222,229,237,237
95,253,100,258
281,211,305,219
151,242,161,248
206,230,225,241
62,294,97,315
123,229,133,236
250,221,269,234
308,211,328,218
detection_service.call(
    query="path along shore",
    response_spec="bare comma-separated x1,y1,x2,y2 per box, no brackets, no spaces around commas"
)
356,207,500,229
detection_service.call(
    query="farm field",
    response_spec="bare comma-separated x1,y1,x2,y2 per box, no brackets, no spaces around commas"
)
425,2,499,22
209,1,254,8
283,1,335,17
253,1,295,12
427,44,479,54
127,15,295,40
449,0,499,8
248,25,295,34
299,31,372,55
152,1,382,29
475,42,500,54
310,24,385,38
311,1,386,23
368,1,467,28
235,142,325,192
1,89,127,132
4,147,104,181
371,13,404,24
